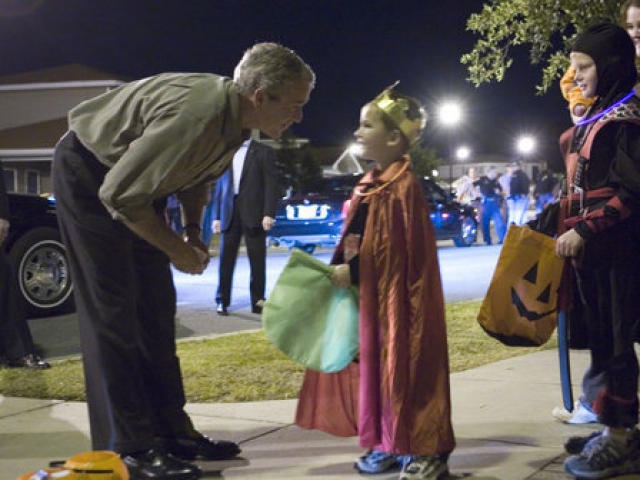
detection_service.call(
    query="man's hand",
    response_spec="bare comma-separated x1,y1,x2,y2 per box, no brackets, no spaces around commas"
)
169,245,209,274
0,218,9,245
556,229,584,258
123,216,209,275
331,264,351,288
184,230,210,269
262,215,274,231
212,220,221,234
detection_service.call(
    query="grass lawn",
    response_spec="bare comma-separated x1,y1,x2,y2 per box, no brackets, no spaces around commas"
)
0,300,556,403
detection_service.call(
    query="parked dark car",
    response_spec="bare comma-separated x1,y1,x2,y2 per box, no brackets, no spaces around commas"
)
4,193,74,317
267,173,478,254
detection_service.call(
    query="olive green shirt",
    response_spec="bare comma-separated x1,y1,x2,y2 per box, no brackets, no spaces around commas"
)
68,73,244,223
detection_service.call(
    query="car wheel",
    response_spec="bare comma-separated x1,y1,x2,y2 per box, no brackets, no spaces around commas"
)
8,226,75,317
453,216,477,248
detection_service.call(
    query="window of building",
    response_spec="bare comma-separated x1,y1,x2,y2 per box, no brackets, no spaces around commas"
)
25,170,40,195
3,169,16,192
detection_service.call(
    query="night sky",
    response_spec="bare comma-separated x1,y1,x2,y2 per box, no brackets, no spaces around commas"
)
0,0,569,162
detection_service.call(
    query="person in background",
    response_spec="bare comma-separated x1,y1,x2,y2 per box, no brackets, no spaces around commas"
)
533,165,559,214
555,22,640,479
295,84,455,480
497,165,512,224
454,166,480,205
51,42,314,480
0,160,50,370
165,193,183,234
507,161,530,226
199,183,217,249
212,137,279,315
474,167,506,245
455,166,481,226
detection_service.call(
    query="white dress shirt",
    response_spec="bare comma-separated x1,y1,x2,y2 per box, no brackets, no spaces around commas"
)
232,140,251,194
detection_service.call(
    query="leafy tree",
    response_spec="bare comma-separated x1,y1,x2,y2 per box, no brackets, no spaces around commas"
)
462,0,624,93
410,143,442,178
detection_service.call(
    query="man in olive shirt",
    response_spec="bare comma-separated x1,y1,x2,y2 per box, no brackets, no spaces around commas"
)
52,43,314,480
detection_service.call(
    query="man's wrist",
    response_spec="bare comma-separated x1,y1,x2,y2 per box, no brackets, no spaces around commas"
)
183,223,202,240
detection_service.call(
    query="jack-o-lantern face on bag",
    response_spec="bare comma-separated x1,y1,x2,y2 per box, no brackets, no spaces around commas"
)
511,261,558,322
477,225,565,347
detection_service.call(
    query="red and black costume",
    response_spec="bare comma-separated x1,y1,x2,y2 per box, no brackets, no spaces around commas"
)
561,96,640,427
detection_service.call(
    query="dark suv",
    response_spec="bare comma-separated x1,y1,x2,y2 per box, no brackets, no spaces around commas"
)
267,174,478,253
4,193,74,317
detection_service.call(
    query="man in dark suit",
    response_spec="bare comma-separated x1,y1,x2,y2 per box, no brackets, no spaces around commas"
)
0,161,50,369
212,138,279,315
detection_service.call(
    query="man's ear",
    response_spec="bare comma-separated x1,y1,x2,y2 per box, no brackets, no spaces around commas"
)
252,88,267,108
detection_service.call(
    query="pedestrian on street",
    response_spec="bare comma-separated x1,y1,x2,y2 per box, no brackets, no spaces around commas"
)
0,159,50,370
474,167,506,245
507,161,531,226
212,137,279,315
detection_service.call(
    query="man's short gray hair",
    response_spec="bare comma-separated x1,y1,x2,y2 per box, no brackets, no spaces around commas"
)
233,42,315,97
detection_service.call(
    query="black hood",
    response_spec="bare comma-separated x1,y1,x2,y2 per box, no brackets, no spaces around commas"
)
572,22,637,100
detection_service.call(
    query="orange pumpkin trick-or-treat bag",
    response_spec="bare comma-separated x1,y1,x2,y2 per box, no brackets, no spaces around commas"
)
477,225,565,346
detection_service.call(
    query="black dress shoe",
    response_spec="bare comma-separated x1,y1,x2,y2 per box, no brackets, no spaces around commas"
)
216,303,228,316
121,449,201,480
7,354,50,369
252,299,265,314
158,433,241,461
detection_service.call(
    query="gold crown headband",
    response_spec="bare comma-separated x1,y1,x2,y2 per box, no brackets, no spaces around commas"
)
372,81,426,145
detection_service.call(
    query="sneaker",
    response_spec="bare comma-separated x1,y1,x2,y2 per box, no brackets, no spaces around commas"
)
564,431,640,479
399,455,449,480
552,400,598,424
355,450,399,474
564,429,603,455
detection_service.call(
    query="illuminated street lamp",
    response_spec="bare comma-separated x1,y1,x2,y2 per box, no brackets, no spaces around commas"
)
456,146,471,162
516,135,536,160
439,101,462,127
453,146,472,186
438,101,463,189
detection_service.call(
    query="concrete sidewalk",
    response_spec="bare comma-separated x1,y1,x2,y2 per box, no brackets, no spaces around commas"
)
4,347,632,480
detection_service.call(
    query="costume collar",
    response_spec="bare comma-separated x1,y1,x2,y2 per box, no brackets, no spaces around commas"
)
355,156,410,197
576,90,638,126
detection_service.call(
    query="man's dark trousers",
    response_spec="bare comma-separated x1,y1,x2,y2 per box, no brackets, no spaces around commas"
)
216,202,266,308
52,132,191,453
0,251,35,360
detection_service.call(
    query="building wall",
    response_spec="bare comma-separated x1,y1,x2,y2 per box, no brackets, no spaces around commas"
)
0,65,125,195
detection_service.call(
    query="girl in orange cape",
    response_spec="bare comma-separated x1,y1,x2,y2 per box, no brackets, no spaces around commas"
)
295,84,455,480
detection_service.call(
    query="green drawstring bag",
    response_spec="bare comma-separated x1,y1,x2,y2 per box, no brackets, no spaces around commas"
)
263,249,359,373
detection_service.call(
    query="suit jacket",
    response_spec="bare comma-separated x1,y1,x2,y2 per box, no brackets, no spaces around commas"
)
213,140,279,230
